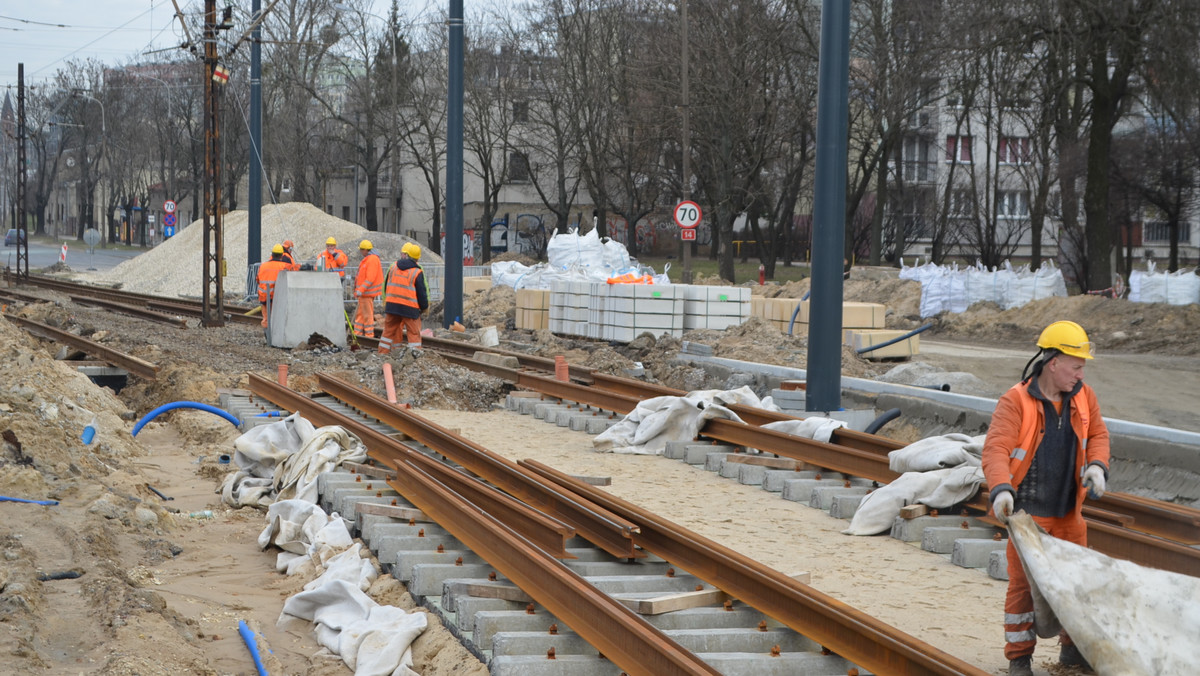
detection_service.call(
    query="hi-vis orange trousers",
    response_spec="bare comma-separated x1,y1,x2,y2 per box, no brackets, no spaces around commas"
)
1003,512,1087,659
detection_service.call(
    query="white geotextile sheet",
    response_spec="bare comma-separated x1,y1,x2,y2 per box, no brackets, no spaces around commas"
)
842,434,986,535
220,413,368,507
263,499,428,676
592,386,780,455
1008,513,1200,675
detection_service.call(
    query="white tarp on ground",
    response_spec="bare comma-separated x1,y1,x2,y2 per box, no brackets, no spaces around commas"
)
220,413,368,507
491,227,668,290
593,386,780,455
1007,513,1200,675
219,414,427,676
842,433,986,535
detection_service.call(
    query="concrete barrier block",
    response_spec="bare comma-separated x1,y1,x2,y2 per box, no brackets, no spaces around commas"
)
951,538,1008,568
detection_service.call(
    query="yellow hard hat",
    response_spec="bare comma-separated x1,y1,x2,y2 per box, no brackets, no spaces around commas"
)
271,244,284,254
1037,320,1094,359
402,242,421,261
326,237,337,246
359,239,373,251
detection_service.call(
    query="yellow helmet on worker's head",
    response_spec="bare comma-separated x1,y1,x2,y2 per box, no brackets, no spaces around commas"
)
402,242,421,261
1037,320,1094,360
359,239,373,251
271,244,285,255
326,237,337,246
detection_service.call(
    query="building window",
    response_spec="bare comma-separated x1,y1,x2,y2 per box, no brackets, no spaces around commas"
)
998,137,1032,165
950,189,975,217
997,190,1029,218
342,206,351,221
946,135,972,163
513,100,529,123
1144,221,1191,242
507,152,530,182
901,136,935,182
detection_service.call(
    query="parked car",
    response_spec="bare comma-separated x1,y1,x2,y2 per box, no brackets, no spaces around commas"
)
4,228,25,246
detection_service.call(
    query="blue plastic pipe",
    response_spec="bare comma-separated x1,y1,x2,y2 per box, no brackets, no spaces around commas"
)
1,496,59,506
786,290,814,336
237,620,269,676
132,401,241,437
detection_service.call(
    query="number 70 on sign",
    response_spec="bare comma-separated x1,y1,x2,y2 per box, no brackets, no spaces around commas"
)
673,200,702,229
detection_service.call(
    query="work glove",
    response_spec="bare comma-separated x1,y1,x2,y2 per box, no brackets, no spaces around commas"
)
992,491,1014,525
1082,465,1106,500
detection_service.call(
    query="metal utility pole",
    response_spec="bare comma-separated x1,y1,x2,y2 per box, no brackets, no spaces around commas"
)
202,0,226,326
248,0,263,267
444,0,464,328
16,64,28,278
806,0,850,413
680,0,692,284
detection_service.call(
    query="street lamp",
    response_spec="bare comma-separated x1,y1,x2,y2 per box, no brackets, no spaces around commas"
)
73,91,107,240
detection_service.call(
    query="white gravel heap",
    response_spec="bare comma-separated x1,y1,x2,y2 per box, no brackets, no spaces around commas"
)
92,202,440,298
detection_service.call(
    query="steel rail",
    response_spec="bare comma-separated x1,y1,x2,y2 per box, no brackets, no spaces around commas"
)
244,374,573,558
11,273,258,321
313,373,644,559
521,459,989,676
4,313,159,380
69,295,190,328
384,455,724,676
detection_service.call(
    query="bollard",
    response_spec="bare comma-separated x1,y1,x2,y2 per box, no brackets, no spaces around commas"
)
383,363,398,404
554,355,568,382
277,363,288,386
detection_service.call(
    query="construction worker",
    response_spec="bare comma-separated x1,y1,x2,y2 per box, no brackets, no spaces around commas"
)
353,239,383,338
280,239,299,271
318,237,349,278
379,242,428,354
982,320,1110,676
256,244,292,329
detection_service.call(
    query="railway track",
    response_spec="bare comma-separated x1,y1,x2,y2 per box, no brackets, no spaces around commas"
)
248,372,988,676
9,273,1198,575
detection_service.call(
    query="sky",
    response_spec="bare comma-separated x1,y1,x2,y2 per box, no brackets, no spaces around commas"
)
0,0,443,93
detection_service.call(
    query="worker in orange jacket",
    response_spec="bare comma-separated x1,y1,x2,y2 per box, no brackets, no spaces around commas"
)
318,237,349,278
256,244,292,329
379,242,428,353
353,239,383,338
981,320,1110,676
280,239,299,271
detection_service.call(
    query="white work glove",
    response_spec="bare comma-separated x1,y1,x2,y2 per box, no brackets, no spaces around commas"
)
1082,465,1106,500
992,492,1014,524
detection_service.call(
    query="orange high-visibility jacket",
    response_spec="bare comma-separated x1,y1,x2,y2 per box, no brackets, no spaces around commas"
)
355,252,383,298
319,248,349,277
256,259,291,303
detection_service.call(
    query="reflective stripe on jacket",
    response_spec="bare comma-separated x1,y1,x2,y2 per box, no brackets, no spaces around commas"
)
355,252,383,298
383,260,427,318
256,259,291,303
981,379,1110,514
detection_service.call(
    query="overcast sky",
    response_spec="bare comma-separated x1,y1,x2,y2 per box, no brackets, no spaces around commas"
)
0,0,446,92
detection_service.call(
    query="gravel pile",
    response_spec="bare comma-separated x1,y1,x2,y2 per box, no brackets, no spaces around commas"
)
87,202,441,298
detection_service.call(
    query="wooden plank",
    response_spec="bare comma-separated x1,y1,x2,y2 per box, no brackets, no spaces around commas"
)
355,502,432,523
900,504,929,519
720,454,798,470
620,572,812,615
463,583,532,603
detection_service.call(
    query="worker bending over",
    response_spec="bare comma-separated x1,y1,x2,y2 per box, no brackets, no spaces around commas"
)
379,242,428,353
256,244,292,329
981,320,1110,676
319,237,348,277
353,239,383,338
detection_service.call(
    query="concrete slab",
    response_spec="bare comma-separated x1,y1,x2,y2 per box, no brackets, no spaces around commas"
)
737,463,768,486
704,452,736,472
951,538,1008,568
535,402,569,421
453,597,532,630
828,493,866,519
988,550,1010,580
780,478,855,503
809,485,871,510
410,563,497,596
562,561,676,577
700,652,866,675
584,417,615,434
663,440,692,460
268,271,346,348
640,606,765,631
921,526,1004,555
684,443,736,465
584,574,706,594
890,514,988,542
518,397,552,415
330,487,401,518
488,654,619,676
394,550,483,582
474,610,572,648
362,521,453,549
761,469,820,492
492,627,816,657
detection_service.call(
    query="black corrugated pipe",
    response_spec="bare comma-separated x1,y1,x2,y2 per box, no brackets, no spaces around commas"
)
855,323,934,354
864,407,902,435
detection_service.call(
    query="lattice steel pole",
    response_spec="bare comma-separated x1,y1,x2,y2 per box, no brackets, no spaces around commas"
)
16,64,28,279
201,0,225,326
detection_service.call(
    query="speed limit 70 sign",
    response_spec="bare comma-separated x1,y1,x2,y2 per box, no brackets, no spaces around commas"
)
163,200,177,214
673,200,702,229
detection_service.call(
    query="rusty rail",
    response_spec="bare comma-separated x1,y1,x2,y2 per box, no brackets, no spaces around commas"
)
70,295,189,328
4,313,158,380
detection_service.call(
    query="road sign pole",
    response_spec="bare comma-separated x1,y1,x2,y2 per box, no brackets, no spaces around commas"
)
673,200,702,283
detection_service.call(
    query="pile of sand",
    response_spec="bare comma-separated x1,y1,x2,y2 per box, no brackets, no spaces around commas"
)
80,202,441,298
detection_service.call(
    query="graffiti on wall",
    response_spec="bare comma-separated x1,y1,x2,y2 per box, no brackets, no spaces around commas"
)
606,214,713,253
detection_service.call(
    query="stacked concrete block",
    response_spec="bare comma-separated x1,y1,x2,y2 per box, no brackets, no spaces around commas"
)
845,328,920,359
515,289,550,330
682,285,751,330
463,276,493,294
549,282,591,336
601,283,685,342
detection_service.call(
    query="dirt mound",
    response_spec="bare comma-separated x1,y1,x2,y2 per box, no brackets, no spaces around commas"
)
462,285,516,329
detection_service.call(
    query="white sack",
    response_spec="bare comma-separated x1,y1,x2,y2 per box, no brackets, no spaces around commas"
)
842,465,985,536
1008,513,1200,675
593,387,772,455
761,417,847,444
257,499,353,556
888,433,984,473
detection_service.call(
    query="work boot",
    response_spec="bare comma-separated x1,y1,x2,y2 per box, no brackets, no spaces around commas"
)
1060,643,1093,671
1008,655,1034,676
